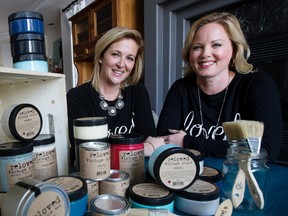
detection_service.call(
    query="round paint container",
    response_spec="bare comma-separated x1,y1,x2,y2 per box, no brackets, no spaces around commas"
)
148,144,199,191
8,11,44,36
199,166,222,186
99,169,130,197
33,134,58,180
90,194,130,215
45,175,88,216
189,149,204,174
1,178,70,216
128,182,175,212
79,141,110,180
109,133,145,184
73,117,108,170
174,179,220,216
1,103,43,142
12,53,48,72
11,38,46,57
0,141,34,192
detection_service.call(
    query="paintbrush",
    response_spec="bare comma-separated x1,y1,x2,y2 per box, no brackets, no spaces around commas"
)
222,120,265,209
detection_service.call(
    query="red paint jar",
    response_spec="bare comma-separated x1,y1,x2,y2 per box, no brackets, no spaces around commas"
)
109,133,145,184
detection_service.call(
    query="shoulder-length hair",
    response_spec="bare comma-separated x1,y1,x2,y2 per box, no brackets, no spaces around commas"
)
182,12,253,76
91,26,144,90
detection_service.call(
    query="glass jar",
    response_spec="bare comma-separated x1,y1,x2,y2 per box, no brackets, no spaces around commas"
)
221,139,269,213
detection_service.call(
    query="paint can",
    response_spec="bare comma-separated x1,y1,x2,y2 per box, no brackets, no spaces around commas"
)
109,133,145,184
148,144,199,191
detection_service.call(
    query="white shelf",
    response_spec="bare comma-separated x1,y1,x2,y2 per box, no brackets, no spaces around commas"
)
0,66,69,175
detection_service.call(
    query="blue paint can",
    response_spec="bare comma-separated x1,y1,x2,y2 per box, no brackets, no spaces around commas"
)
148,144,199,191
128,182,175,212
45,175,88,216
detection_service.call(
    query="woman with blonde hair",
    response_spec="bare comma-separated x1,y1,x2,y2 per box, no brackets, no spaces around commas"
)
67,27,157,165
157,12,282,162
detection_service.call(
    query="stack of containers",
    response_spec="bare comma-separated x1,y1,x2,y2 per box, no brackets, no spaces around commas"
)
8,11,48,72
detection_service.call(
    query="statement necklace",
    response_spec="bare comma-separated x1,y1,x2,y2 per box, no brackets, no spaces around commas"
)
99,91,124,116
197,84,229,128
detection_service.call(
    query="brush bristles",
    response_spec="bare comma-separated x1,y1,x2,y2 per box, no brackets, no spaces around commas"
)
222,120,264,140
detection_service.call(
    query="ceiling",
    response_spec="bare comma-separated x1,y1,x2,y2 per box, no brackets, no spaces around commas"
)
0,0,72,42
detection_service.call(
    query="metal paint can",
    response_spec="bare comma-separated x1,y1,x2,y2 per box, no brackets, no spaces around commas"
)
99,169,129,197
90,194,130,216
79,141,110,180
109,133,145,184
1,178,69,216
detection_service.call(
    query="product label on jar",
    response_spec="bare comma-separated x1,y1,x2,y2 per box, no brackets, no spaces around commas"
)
185,179,217,193
159,153,197,189
6,158,35,189
201,166,218,177
27,191,67,216
87,180,99,204
99,178,129,197
79,148,110,179
46,176,83,193
132,183,169,198
34,147,58,180
15,106,42,139
119,149,144,184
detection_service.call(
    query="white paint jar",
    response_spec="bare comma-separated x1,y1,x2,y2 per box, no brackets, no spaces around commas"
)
99,169,129,197
1,103,42,142
1,178,70,216
0,141,34,192
174,179,220,216
33,134,58,180
148,144,199,191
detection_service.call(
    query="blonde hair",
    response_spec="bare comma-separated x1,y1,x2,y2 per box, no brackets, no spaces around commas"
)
182,12,253,76
91,27,144,90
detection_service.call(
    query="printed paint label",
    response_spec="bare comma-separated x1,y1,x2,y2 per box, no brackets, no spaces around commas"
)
15,107,41,139
100,178,129,197
87,180,99,204
119,149,144,183
46,177,82,193
159,153,197,189
27,191,66,215
6,158,35,188
185,179,216,193
132,183,169,198
201,166,218,177
34,147,58,180
79,147,110,179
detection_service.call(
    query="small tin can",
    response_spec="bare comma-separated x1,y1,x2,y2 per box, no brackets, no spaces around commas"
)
148,144,199,191
1,178,70,216
174,179,220,216
90,194,130,216
0,141,35,192
109,133,145,184
45,175,88,216
79,141,111,180
1,103,42,142
128,182,175,212
99,169,130,197
33,134,58,180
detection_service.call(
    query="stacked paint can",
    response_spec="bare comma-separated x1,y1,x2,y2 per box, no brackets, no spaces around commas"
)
8,11,48,72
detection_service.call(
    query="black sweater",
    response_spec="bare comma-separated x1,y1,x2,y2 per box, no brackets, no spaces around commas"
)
157,72,282,162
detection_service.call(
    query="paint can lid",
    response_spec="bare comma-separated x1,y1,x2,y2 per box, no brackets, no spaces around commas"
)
0,141,33,156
